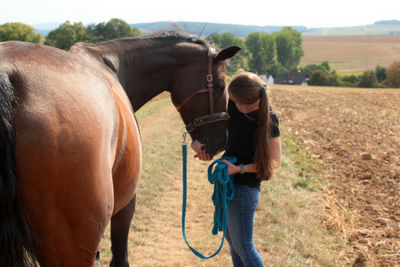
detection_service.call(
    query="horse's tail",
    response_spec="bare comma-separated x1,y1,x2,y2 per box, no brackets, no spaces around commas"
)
0,71,37,266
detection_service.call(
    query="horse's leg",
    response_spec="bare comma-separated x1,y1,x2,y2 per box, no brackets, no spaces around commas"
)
110,194,136,267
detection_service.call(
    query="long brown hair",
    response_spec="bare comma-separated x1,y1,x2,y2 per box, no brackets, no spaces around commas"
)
228,72,272,180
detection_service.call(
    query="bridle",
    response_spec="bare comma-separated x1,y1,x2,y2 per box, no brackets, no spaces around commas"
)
175,49,229,134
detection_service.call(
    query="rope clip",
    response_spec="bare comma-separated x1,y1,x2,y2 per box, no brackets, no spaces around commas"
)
182,132,187,145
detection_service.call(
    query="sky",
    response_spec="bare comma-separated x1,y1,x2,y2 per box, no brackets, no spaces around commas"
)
1,0,399,28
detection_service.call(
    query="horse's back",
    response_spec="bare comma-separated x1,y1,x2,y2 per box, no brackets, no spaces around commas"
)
0,41,140,265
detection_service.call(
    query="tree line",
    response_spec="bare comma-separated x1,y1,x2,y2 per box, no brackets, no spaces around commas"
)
0,19,142,50
298,61,400,88
0,20,303,76
209,32,400,88
1,20,399,88
209,28,303,77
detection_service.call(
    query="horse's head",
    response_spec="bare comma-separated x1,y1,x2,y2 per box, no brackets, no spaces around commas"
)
84,33,239,157
170,41,240,157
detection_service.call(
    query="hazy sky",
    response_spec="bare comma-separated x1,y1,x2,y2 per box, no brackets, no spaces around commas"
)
2,0,399,28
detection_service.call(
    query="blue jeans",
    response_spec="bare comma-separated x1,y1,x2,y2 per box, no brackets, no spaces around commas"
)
226,185,264,267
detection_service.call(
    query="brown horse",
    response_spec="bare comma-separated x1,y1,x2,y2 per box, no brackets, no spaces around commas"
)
0,32,240,266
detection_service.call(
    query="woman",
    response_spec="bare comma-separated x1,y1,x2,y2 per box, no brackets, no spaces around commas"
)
192,71,281,266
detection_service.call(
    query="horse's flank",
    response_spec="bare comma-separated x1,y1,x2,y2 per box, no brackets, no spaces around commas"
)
0,40,141,265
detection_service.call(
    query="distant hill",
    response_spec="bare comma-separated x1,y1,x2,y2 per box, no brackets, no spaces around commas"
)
374,20,400,25
31,20,400,37
31,23,60,36
303,20,400,36
132,20,400,36
130,21,308,37
31,22,60,30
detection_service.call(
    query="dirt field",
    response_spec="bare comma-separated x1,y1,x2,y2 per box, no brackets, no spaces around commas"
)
271,85,400,266
301,35,400,73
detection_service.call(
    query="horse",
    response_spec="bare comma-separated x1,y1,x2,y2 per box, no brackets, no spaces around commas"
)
0,32,240,266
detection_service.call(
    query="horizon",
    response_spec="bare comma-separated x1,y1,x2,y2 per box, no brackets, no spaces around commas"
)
28,19,400,31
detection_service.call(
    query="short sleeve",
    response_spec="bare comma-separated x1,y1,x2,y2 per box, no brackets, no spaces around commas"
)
269,106,280,138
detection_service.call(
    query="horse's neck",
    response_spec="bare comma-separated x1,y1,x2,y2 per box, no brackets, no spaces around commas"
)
86,41,182,112
127,54,176,112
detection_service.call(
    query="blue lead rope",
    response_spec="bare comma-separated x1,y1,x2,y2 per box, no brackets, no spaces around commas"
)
181,142,237,259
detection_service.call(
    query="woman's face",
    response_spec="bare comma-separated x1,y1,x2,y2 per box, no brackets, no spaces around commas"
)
229,92,259,114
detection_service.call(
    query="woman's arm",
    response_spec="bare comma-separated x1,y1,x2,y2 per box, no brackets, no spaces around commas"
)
222,137,281,175
269,137,281,170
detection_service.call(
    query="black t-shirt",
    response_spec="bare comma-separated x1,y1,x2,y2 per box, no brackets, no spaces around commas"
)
223,100,280,189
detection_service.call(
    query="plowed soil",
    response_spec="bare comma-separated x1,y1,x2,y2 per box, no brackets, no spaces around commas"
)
271,85,400,266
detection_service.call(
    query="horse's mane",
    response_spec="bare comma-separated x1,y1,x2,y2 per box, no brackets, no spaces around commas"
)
83,31,211,50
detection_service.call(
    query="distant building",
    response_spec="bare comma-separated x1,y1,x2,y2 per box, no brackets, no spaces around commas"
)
274,71,308,86
259,74,274,85
259,74,267,83
267,75,274,85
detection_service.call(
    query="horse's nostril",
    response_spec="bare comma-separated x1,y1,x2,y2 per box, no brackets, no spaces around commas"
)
201,139,208,147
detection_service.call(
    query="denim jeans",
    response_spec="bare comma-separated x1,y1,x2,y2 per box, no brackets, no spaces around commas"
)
226,184,264,267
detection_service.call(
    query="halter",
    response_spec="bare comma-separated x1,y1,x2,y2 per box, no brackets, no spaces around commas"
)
175,50,230,134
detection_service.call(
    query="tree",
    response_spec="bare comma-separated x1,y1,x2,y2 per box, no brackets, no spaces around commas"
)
300,61,331,75
266,62,286,78
261,33,275,66
327,73,339,86
340,74,360,87
320,61,330,73
209,32,241,50
245,32,263,73
358,70,379,88
375,65,386,83
131,27,142,37
0,22,43,43
209,32,247,75
308,69,339,86
45,21,90,50
274,27,303,70
245,32,274,74
87,18,141,42
384,61,400,88
308,70,329,85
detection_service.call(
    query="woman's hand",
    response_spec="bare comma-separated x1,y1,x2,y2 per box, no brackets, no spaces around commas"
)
195,150,212,161
221,160,241,175
191,140,212,161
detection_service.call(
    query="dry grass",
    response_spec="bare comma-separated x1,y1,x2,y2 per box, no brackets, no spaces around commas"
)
98,94,348,266
301,35,400,73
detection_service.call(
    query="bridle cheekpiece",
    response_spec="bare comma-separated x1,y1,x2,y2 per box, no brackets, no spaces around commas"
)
176,48,230,134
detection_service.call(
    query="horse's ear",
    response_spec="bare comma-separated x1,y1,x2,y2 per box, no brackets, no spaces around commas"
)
215,46,241,61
